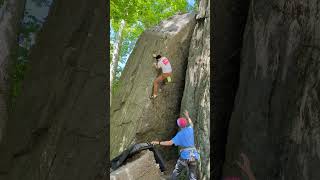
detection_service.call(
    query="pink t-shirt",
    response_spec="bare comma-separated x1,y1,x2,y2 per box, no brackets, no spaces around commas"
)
157,57,172,73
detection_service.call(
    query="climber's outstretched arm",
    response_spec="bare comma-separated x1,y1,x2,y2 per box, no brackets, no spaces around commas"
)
151,140,173,146
184,110,193,127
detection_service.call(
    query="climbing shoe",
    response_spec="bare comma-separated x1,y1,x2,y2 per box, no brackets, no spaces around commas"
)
150,94,158,99
167,76,172,83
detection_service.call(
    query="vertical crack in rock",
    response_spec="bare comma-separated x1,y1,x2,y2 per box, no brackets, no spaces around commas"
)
213,0,250,179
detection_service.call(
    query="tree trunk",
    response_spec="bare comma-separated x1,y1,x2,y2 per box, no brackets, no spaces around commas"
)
0,0,26,144
110,19,125,88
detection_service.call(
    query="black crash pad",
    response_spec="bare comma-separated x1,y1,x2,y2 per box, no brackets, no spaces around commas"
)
110,143,166,172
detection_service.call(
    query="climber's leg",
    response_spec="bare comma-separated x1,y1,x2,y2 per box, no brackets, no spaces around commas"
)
188,160,197,180
152,75,163,97
171,158,187,180
151,72,172,98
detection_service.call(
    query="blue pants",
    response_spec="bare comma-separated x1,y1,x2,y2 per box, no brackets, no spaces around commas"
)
171,157,197,180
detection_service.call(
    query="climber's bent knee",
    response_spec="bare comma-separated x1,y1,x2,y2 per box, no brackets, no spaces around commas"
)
155,76,163,83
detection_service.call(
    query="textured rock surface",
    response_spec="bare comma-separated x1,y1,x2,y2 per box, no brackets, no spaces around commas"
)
223,0,320,180
213,0,250,179
0,0,107,179
110,150,161,180
0,0,25,144
110,13,196,159
180,0,210,179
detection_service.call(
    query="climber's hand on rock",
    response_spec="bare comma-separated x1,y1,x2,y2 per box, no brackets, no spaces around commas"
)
151,141,159,145
153,63,157,68
236,153,253,178
184,110,189,118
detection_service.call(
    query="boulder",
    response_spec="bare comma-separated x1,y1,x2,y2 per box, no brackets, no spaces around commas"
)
110,150,161,180
110,13,196,159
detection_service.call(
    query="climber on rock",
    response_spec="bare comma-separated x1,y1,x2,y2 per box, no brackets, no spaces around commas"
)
150,54,172,99
151,110,199,180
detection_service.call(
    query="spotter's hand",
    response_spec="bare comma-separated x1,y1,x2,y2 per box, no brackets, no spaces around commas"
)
151,141,159,145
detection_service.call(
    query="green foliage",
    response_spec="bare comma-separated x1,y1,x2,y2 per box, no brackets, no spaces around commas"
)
193,0,199,11
23,18,41,32
136,0,188,27
9,15,41,108
110,41,114,63
112,76,121,94
0,0,4,7
112,63,126,94
187,0,198,12
9,46,29,108
111,0,188,30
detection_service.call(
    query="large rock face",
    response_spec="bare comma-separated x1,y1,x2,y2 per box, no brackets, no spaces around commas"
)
110,13,196,159
0,0,107,179
180,0,210,179
0,0,25,144
223,0,320,179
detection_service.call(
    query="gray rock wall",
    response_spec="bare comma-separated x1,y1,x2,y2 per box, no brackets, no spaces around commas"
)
180,0,210,179
0,0,107,179
110,13,196,159
223,0,320,180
